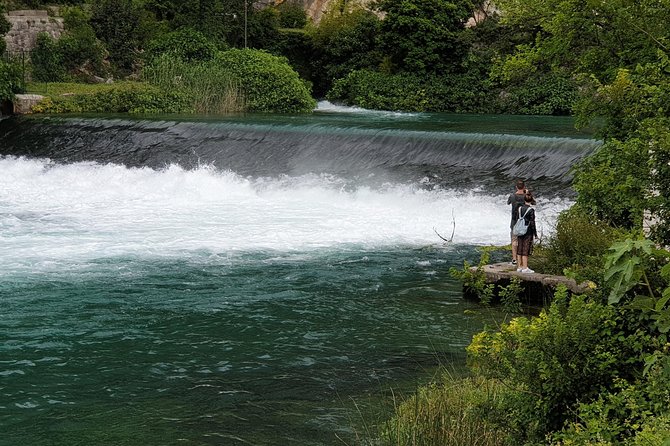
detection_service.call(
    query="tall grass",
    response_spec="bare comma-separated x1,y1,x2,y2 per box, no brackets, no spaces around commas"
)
143,54,245,114
379,374,505,446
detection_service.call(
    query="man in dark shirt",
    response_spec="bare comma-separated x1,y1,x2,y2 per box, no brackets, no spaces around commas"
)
507,180,527,264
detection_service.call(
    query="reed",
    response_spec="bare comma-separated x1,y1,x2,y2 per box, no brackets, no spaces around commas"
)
379,374,505,446
143,55,245,114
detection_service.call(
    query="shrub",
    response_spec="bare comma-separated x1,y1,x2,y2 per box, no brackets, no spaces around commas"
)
32,84,189,114
214,48,315,113
536,206,627,283
30,33,67,82
0,60,24,101
572,137,650,231
57,6,106,76
466,292,629,444
310,4,381,97
277,1,308,29
90,0,142,73
146,28,218,62
327,69,493,113
327,69,425,111
551,359,670,445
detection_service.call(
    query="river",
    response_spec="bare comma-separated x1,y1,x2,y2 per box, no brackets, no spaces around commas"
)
0,103,600,445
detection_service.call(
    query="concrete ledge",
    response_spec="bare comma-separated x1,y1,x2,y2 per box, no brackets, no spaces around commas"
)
471,262,595,294
12,94,45,114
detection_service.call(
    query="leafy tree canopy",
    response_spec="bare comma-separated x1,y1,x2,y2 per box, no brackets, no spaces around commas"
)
375,0,474,75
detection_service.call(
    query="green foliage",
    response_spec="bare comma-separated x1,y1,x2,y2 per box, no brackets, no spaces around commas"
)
467,292,627,443
644,118,670,246
143,54,244,113
551,364,670,445
572,137,649,230
247,7,281,51
494,0,670,83
0,60,24,101
499,277,523,314
146,28,219,62
277,1,308,29
214,48,315,113
309,3,381,96
58,7,106,77
449,247,522,313
380,375,506,446
31,83,189,114
375,0,472,76
604,239,655,305
450,257,494,307
0,22,9,40
573,56,670,245
575,60,670,141
492,69,578,115
0,3,10,52
537,206,625,283
604,240,670,336
328,69,424,110
327,69,493,113
30,33,66,82
90,0,143,73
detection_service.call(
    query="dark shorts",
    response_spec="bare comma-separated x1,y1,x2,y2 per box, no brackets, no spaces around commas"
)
517,235,534,256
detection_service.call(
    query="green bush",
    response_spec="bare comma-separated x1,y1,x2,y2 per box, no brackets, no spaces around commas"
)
572,138,649,231
90,0,142,73
467,291,629,444
0,60,24,101
215,48,315,113
58,6,106,76
551,359,670,445
30,33,67,82
536,206,627,283
309,4,381,97
32,84,189,114
146,28,218,62
277,1,308,29
327,69,425,111
327,69,493,113
493,70,578,115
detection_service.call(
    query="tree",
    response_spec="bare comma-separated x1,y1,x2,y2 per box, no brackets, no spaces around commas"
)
493,0,670,82
91,0,142,73
310,0,382,96
375,0,473,75
0,3,10,54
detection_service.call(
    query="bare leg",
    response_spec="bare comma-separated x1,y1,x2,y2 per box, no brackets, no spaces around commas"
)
511,234,518,262
520,255,528,269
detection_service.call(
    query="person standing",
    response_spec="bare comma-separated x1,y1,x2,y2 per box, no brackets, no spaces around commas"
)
516,192,537,273
507,180,526,265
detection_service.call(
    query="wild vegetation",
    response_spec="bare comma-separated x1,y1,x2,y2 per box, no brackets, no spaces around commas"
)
2,0,670,443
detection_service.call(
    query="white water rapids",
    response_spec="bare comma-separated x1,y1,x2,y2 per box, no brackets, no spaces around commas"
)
0,156,571,276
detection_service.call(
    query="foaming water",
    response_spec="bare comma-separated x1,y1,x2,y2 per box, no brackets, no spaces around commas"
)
1,156,570,276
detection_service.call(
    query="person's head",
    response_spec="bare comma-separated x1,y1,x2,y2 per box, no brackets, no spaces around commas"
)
516,180,525,191
525,192,536,205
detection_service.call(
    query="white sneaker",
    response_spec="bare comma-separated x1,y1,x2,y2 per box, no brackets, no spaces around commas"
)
521,268,535,274
516,268,523,272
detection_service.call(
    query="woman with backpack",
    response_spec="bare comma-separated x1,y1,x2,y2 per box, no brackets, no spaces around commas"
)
516,192,537,273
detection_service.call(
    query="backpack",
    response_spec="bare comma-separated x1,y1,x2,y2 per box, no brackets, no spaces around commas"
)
513,206,532,236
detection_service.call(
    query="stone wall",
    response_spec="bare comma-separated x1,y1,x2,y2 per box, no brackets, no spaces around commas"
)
3,10,64,54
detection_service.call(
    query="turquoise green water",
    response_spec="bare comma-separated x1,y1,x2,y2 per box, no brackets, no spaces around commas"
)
2,248,496,445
